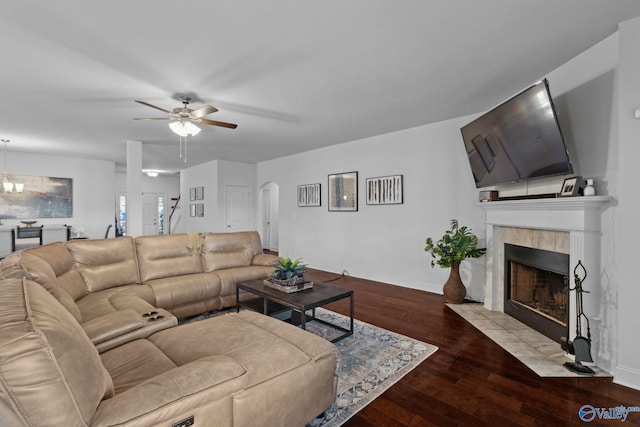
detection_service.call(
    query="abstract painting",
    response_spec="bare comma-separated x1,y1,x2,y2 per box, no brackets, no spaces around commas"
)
0,175,72,219
366,175,403,205
328,171,357,212
297,183,321,207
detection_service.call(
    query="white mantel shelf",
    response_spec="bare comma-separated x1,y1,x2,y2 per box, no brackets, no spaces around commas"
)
478,196,612,232
478,195,612,211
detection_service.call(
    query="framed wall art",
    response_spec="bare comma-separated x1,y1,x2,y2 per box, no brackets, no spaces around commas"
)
196,186,204,200
328,171,358,212
0,175,72,219
190,204,196,217
196,203,204,217
366,174,403,205
297,183,321,207
190,188,196,201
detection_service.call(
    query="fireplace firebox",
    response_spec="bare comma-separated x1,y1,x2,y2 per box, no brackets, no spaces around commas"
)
504,244,569,344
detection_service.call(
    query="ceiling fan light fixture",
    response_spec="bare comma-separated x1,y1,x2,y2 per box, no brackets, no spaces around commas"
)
169,120,201,137
185,121,201,136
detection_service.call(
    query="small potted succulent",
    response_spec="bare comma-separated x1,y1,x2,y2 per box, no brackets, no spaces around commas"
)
267,257,307,286
424,219,485,304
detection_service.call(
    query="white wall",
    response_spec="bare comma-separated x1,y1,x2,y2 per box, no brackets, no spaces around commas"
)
257,117,487,299
0,152,114,239
178,161,219,233
615,16,640,391
177,160,256,233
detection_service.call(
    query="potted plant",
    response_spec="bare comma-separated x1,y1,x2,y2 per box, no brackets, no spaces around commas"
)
424,219,485,304
267,257,307,286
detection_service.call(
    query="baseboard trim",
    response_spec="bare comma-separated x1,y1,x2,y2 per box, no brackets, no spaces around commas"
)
614,365,640,391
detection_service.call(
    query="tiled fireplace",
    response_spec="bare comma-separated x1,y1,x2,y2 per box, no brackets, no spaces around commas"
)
480,196,611,363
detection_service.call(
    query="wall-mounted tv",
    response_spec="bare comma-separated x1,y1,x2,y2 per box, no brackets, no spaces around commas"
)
461,79,573,188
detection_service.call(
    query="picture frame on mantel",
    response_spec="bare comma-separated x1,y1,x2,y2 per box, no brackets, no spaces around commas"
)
559,176,582,197
328,171,358,212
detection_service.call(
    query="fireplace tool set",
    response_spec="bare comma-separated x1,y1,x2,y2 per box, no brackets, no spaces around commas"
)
563,260,596,375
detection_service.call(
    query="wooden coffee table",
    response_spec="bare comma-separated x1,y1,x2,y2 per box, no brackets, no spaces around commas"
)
236,279,354,342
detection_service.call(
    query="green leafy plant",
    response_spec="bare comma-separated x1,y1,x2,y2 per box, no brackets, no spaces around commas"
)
270,257,306,280
424,219,486,268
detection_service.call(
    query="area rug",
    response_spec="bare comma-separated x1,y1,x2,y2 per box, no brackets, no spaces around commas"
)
305,308,438,427
182,308,438,427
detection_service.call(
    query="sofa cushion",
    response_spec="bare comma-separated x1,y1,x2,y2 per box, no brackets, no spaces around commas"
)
214,265,278,299
100,339,178,394
149,310,334,384
202,231,265,272
75,285,156,322
136,234,204,283
0,251,83,322
66,237,140,292
0,278,113,426
22,242,88,300
93,355,245,427
144,273,222,313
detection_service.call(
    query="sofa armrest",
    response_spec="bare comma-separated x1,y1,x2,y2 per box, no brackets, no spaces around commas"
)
251,253,279,266
82,309,147,345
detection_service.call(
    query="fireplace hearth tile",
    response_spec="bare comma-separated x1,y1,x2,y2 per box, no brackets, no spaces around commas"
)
481,329,522,343
447,303,611,378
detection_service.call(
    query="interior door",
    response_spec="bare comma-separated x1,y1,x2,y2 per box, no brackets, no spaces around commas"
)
261,189,271,249
142,193,159,235
226,185,251,232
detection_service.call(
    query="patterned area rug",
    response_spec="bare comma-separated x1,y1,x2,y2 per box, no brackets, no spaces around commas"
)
182,308,437,427
305,308,438,427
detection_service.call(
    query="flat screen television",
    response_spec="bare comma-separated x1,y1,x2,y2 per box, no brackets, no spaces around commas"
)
460,79,573,188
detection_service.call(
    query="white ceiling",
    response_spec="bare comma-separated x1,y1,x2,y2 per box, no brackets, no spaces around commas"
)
2,1,639,175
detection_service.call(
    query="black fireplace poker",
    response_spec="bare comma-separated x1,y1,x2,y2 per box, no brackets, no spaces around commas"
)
563,260,595,375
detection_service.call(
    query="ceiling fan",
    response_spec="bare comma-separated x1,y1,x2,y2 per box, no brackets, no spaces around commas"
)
134,96,238,136
134,96,237,162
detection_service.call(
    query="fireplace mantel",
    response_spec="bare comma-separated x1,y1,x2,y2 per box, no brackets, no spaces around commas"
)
479,195,612,356
479,196,612,232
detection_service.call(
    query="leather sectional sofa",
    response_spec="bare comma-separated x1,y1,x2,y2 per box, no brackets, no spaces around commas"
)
0,231,338,426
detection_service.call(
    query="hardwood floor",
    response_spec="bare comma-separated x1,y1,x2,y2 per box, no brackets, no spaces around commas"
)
303,268,640,427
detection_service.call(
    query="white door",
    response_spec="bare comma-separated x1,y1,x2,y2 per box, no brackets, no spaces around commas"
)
261,189,271,249
226,185,251,231
142,193,159,235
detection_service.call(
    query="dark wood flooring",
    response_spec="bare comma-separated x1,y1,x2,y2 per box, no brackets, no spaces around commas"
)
302,268,640,427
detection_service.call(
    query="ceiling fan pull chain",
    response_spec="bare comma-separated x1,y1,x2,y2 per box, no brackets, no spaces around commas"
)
184,135,188,163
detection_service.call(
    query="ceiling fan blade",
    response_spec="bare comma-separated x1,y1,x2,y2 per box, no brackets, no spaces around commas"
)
200,118,238,129
134,100,171,114
133,117,170,121
190,104,218,119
